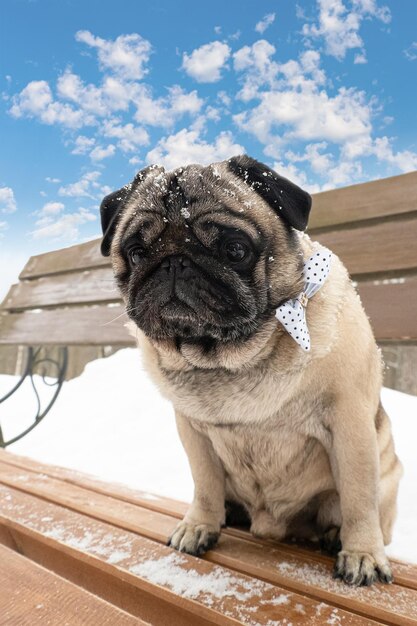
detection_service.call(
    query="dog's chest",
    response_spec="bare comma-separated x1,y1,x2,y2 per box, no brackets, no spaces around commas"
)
199,421,332,510
162,360,305,427
158,355,335,509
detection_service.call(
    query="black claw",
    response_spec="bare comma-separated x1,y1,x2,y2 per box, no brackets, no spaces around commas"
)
333,566,343,580
377,568,393,584
205,532,219,550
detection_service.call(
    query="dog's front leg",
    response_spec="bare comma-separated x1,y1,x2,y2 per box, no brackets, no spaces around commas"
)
327,399,392,586
167,411,225,556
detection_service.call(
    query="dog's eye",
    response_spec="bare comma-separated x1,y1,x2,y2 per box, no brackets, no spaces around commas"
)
128,247,145,266
224,241,248,263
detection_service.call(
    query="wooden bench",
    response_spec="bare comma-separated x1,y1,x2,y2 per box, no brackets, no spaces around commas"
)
0,448,416,625
1,170,417,442
1,171,417,623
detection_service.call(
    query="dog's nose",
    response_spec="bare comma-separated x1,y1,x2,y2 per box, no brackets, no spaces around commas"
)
160,255,192,276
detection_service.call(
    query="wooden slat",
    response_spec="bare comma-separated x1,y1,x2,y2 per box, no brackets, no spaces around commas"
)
316,215,417,277
0,485,374,626
0,457,415,625
0,304,135,346
1,278,415,344
2,449,416,590
309,171,417,230
0,544,144,625
358,277,417,341
20,240,108,280
2,267,120,312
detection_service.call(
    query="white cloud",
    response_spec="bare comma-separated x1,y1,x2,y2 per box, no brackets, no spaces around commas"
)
404,42,417,61
233,42,327,102
354,52,367,64
255,13,276,34
133,84,203,127
9,80,92,128
45,177,61,183
34,201,65,227
302,0,391,61
75,31,152,80
31,207,97,241
38,201,65,216
57,70,137,117
0,187,17,213
272,160,310,189
217,91,231,107
129,156,141,166
0,220,8,237
182,41,231,83
101,118,149,152
322,160,363,188
58,171,101,198
146,129,244,170
285,142,334,174
234,86,372,145
71,135,96,155
372,137,417,172
89,144,116,161
233,40,279,101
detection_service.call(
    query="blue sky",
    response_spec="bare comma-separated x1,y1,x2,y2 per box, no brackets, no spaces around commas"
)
0,0,416,295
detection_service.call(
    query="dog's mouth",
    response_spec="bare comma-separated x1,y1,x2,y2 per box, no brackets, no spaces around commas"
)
126,255,260,342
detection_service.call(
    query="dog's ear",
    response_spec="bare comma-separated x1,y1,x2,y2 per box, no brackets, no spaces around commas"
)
227,155,311,231
100,165,161,257
100,187,130,256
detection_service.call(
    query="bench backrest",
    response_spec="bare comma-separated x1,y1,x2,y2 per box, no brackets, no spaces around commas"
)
1,170,416,346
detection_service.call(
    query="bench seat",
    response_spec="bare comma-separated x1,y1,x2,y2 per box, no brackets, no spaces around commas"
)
0,544,144,625
0,449,416,625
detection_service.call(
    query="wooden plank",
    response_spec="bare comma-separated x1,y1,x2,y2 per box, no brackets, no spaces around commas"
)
1,277,415,345
358,277,417,341
309,171,417,230
0,304,135,346
20,239,108,280
0,460,415,624
0,485,373,626
2,449,416,589
2,267,120,312
316,215,417,277
0,544,144,625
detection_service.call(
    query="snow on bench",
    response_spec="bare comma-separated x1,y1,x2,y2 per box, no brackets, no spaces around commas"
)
0,449,416,625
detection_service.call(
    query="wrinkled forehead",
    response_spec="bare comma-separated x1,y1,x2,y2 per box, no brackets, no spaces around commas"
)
116,161,278,246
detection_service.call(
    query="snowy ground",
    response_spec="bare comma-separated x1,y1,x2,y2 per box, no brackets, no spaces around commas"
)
0,348,415,563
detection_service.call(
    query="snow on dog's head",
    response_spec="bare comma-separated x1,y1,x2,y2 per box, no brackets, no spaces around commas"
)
100,155,311,349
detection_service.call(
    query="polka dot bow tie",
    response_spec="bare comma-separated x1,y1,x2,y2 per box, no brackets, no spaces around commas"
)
275,248,332,351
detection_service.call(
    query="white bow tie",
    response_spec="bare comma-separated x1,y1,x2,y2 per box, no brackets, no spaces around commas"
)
275,248,332,351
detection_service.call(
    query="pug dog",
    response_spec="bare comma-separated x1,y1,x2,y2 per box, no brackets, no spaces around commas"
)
100,155,402,587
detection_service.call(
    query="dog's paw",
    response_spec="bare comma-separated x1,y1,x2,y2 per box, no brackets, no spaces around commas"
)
333,550,393,586
320,526,342,557
167,521,220,556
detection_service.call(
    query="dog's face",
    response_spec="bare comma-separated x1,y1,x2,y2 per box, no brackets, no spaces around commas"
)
100,155,311,346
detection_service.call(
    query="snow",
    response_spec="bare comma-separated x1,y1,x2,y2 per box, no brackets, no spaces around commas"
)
1,347,416,563
130,552,267,602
